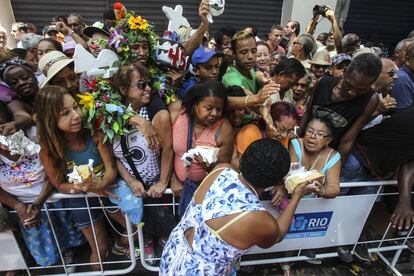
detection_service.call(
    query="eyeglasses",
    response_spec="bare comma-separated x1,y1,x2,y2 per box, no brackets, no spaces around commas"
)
131,79,152,90
293,41,302,46
306,128,330,139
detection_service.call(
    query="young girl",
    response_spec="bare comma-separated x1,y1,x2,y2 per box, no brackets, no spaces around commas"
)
35,85,132,269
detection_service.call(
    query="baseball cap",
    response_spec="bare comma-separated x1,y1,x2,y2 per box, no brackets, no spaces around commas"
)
191,46,223,67
331,53,352,66
83,22,110,38
43,25,58,36
21,33,42,50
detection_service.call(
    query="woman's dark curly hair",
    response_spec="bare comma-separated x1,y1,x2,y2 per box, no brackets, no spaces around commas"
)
240,138,291,188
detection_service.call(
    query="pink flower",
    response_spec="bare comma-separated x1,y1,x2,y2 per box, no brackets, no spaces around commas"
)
103,95,110,102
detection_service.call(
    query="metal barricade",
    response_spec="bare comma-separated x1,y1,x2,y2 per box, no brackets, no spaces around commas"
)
2,182,412,276
1,193,137,276
136,181,412,276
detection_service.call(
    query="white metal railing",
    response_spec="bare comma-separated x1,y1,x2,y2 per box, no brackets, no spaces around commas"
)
2,181,412,276
2,193,137,276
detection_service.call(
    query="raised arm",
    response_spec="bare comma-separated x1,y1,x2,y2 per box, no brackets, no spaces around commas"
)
183,0,210,56
325,7,343,53
305,14,320,35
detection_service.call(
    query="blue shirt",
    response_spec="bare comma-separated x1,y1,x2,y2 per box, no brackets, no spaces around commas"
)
392,65,414,111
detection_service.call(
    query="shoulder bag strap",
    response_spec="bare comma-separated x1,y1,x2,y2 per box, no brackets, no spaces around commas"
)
120,136,144,184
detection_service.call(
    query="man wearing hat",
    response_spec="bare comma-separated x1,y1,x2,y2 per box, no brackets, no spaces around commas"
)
38,51,79,93
329,53,352,78
309,49,330,81
20,33,43,64
43,25,65,44
83,22,111,58
177,46,223,100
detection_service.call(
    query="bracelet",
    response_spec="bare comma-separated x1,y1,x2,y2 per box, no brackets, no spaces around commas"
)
244,95,251,107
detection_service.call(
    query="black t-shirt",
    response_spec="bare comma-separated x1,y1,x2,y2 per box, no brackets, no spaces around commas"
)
356,105,414,178
147,93,167,120
311,76,373,149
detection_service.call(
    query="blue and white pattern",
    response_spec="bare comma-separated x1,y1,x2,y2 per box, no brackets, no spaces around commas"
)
19,200,85,267
160,168,265,275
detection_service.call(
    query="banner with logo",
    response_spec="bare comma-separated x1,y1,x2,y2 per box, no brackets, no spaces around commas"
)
247,194,377,254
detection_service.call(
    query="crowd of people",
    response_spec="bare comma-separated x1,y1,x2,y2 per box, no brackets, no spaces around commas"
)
1,1,414,275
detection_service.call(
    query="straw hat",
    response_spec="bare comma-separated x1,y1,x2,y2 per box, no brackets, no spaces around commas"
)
309,49,331,66
38,51,73,88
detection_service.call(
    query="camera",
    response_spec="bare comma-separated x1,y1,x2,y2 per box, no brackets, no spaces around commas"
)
313,5,328,17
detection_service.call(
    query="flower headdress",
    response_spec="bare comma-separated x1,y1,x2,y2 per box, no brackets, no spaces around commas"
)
77,78,135,143
109,4,158,67
108,3,179,105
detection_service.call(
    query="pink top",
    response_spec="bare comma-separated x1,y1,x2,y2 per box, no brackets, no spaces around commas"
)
173,112,224,182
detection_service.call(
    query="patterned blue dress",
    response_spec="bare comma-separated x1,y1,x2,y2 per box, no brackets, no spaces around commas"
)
160,168,265,275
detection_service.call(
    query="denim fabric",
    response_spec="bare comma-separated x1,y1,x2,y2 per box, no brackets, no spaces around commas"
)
178,178,200,218
340,153,378,195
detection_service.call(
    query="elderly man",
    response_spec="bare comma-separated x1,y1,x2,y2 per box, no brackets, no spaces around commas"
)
392,41,414,111
290,34,315,70
394,38,414,68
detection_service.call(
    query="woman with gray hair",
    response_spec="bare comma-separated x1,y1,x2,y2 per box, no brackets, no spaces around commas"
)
290,33,316,70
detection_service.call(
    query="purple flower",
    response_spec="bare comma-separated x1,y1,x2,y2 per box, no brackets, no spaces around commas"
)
109,29,126,49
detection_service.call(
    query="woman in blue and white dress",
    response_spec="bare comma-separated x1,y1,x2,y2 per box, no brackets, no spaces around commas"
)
160,138,319,275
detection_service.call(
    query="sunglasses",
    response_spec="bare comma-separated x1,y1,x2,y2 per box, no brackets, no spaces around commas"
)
313,64,329,69
131,79,152,90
